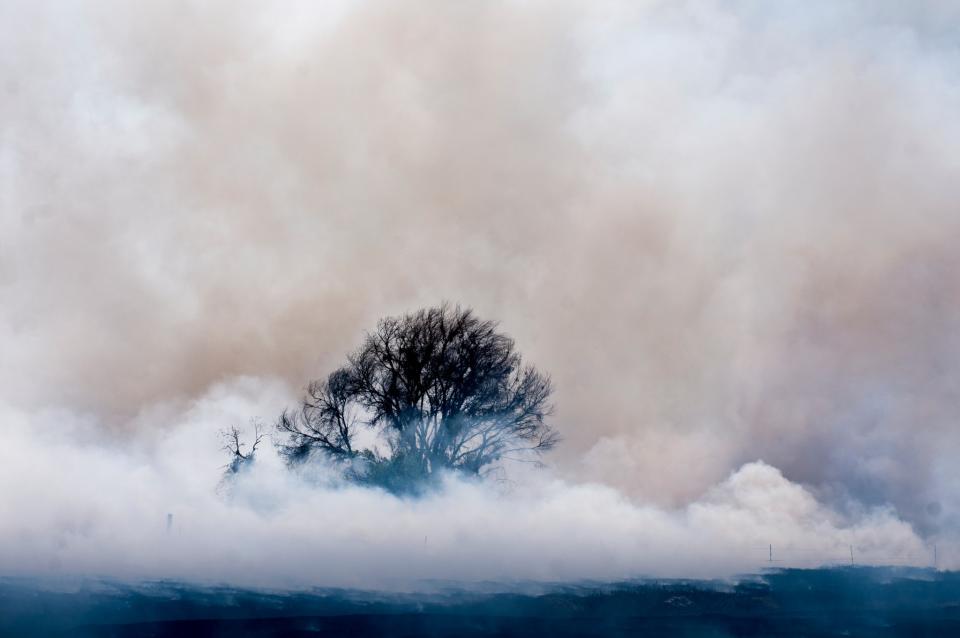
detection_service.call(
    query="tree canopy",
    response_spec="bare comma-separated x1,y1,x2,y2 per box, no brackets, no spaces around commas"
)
276,304,557,492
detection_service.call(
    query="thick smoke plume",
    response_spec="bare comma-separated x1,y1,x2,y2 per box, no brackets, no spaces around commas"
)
0,380,932,588
1,0,959,585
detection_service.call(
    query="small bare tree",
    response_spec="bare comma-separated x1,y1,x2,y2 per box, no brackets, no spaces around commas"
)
220,421,265,476
276,304,557,492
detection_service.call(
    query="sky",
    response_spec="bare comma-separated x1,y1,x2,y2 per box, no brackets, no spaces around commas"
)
1,0,959,587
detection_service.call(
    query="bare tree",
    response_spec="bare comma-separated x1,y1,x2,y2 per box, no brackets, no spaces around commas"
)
221,421,265,476
277,304,557,492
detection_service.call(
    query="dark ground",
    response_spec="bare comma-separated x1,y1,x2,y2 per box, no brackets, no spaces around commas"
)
1,567,959,637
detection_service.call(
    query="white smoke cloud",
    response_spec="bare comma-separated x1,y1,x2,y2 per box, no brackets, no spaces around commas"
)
2,0,959,585
0,380,936,589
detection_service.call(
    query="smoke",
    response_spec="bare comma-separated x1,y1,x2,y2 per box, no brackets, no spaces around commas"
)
2,0,959,584
0,379,932,588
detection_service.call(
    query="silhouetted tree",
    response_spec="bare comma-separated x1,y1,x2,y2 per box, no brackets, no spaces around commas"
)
220,421,265,476
276,304,557,492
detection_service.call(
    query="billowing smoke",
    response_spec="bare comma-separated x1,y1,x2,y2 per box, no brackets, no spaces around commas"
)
0,379,931,588
1,0,958,585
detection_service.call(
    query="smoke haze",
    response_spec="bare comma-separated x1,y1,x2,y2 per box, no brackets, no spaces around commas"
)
1,0,959,584
0,380,931,588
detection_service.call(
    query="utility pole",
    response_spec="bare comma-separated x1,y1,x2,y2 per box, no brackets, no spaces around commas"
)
850,545,854,565
166,513,173,534
769,544,773,563
934,544,938,570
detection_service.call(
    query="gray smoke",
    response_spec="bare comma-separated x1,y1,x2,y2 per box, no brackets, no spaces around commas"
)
1,0,958,584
